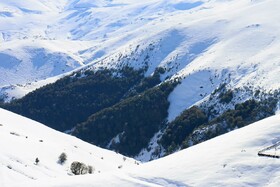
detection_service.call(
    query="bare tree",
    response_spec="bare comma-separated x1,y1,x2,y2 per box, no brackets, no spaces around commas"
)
70,161,88,175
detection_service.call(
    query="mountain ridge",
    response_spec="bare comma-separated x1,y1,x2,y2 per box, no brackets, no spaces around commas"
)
2,0,279,101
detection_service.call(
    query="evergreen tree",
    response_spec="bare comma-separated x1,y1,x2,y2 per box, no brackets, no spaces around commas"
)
58,152,67,164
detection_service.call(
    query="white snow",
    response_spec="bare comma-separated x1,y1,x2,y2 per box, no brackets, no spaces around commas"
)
133,114,280,187
1,0,279,106
168,70,222,121
4,110,280,187
157,0,280,120
0,108,138,187
1,0,280,184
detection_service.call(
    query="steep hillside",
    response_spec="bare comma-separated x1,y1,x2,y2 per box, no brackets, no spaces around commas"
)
2,67,178,157
1,0,280,160
2,0,279,101
0,108,138,187
8,113,280,187
0,0,211,100
3,67,146,131
131,113,280,187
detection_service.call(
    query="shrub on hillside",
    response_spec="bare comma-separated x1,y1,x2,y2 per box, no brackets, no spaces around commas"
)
58,152,67,164
88,165,94,174
70,161,88,175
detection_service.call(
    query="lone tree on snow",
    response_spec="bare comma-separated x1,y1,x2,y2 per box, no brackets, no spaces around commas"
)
58,152,67,164
88,165,94,174
35,157,39,165
70,161,88,175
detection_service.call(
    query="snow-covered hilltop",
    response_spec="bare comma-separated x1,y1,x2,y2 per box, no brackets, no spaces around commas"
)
1,0,280,101
0,108,138,186
3,109,280,187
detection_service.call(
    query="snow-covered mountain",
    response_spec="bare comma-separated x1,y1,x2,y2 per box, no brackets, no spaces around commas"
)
1,0,280,181
1,0,280,161
3,109,280,187
1,0,280,102
0,108,138,187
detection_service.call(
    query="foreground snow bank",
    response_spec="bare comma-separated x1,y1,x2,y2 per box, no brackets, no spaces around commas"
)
10,113,280,187
0,108,137,187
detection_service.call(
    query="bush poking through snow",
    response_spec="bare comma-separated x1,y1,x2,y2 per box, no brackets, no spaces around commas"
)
70,161,88,175
219,89,233,104
58,152,67,164
88,165,94,174
35,158,39,165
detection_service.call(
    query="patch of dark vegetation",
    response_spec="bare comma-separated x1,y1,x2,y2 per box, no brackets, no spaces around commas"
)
182,98,277,150
160,106,208,154
1,66,177,157
219,90,233,104
2,67,146,131
0,97,4,104
159,95,278,156
124,67,165,98
72,81,178,156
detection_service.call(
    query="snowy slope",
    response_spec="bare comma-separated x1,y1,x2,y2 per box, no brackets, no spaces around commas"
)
0,108,138,187
1,0,280,105
9,113,280,186
0,0,87,100
133,114,280,186
1,0,280,162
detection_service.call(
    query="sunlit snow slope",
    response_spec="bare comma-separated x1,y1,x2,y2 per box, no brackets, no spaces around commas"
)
1,0,280,105
8,113,280,187
0,108,138,187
